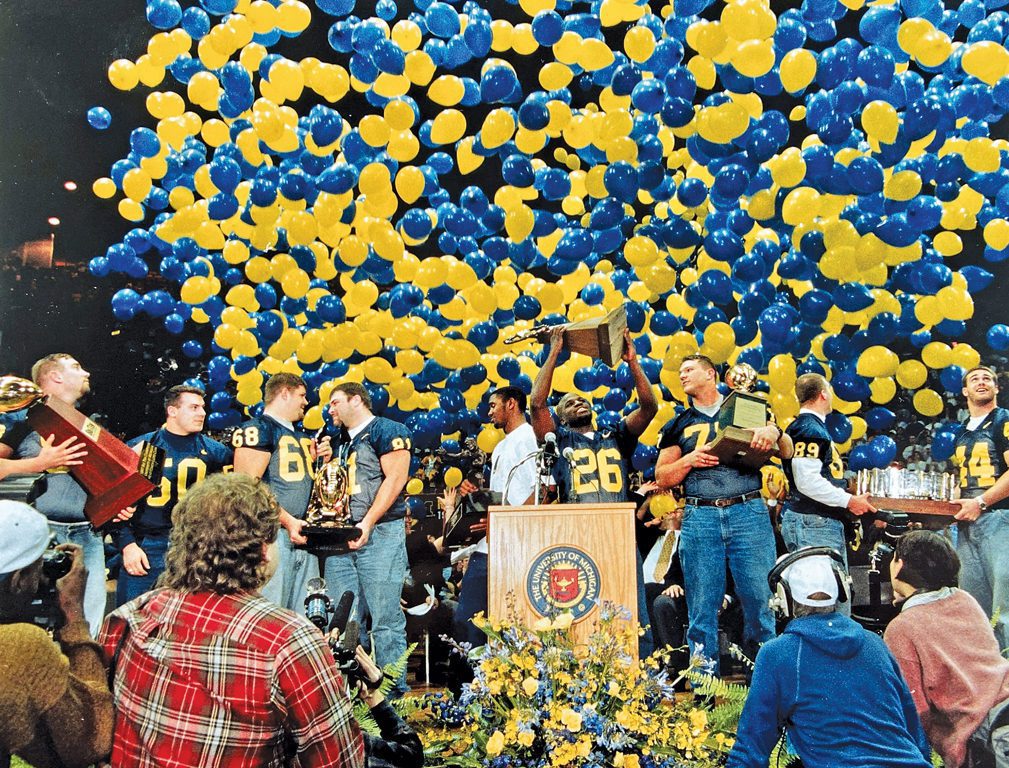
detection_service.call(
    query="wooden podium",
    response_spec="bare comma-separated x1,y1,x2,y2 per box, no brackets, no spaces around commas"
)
488,502,638,651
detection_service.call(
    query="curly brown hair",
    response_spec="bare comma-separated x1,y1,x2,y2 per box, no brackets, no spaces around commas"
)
161,474,280,594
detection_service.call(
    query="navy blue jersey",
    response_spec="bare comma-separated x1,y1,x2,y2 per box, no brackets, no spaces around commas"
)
782,413,846,518
658,406,762,499
232,415,315,518
3,408,86,522
952,407,1009,509
554,421,636,504
0,410,29,450
118,429,233,548
336,417,412,523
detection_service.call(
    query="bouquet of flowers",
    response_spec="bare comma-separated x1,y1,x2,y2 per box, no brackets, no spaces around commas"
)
406,603,734,768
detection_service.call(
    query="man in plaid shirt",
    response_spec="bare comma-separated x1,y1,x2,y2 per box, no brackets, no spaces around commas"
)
99,473,364,768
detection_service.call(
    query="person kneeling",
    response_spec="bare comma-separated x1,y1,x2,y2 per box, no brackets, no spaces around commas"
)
885,530,1009,768
728,547,931,768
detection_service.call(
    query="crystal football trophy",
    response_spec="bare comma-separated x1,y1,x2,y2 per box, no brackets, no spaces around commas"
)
0,375,163,527
705,363,778,470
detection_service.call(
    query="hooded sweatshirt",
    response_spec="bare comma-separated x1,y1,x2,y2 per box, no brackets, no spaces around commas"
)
728,612,932,768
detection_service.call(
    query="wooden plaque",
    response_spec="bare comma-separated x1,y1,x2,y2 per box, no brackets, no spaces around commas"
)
488,502,638,656
27,398,162,528
867,496,959,518
717,390,768,431
561,304,627,367
706,425,778,470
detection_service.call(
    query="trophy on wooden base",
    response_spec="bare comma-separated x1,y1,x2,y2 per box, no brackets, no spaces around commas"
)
504,304,628,367
298,458,362,554
706,364,779,470
0,376,163,528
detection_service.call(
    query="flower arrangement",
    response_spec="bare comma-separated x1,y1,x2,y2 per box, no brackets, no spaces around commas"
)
403,603,735,768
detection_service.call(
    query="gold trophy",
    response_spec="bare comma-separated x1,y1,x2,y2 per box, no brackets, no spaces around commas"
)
503,304,628,367
298,456,361,554
0,376,163,527
705,363,778,469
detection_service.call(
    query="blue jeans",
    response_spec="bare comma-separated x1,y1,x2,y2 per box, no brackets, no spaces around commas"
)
116,535,169,607
50,521,106,637
781,508,850,616
455,552,488,647
323,519,408,690
958,510,1009,650
261,528,320,614
679,498,776,675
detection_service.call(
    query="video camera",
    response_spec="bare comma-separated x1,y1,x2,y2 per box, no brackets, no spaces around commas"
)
304,577,383,691
28,547,73,631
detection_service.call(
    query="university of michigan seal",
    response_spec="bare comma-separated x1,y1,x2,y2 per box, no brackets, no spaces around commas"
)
525,545,601,621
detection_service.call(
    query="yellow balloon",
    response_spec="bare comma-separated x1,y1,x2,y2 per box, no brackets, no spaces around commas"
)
950,343,981,371
406,477,424,495
444,467,463,488
896,359,928,389
92,177,117,199
108,59,139,90
861,100,900,144
913,388,944,417
857,345,899,378
779,49,817,93
430,109,466,144
961,40,1009,86
122,168,153,202
476,427,503,454
481,109,516,149
870,376,896,404
733,40,775,78
921,341,952,369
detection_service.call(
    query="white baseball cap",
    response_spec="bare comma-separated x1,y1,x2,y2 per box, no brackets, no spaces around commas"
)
782,554,839,607
0,500,51,575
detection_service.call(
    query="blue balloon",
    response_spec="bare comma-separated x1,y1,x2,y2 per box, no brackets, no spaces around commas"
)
87,106,112,130
147,0,183,30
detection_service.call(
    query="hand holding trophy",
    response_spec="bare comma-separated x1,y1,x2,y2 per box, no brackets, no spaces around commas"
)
705,363,782,469
0,375,162,527
299,451,362,554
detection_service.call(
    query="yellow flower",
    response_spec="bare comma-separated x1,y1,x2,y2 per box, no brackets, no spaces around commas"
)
560,708,582,732
518,730,535,747
614,753,640,768
486,731,505,757
533,616,552,631
552,612,574,630
522,677,539,697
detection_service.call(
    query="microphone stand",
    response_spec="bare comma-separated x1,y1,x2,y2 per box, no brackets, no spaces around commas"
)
503,446,558,506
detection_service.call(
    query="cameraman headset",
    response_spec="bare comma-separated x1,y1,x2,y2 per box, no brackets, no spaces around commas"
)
0,500,113,768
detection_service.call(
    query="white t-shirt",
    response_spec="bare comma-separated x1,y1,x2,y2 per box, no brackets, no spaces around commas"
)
475,422,538,555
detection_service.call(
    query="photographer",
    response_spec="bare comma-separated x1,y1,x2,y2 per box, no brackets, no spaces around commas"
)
0,500,113,768
353,646,424,768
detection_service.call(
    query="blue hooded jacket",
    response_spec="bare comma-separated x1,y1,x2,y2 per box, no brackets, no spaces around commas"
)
728,612,931,767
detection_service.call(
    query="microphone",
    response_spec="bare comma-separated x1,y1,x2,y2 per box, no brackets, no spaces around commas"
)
543,432,558,457
562,447,575,461
342,619,360,652
327,589,355,634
